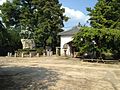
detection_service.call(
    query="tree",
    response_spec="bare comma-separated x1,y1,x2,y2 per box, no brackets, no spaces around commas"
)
0,20,8,55
7,27,22,52
31,0,68,50
0,0,21,28
73,0,120,59
0,0,68,51
87,0,120,29
73,27,120,59
0,20,22,55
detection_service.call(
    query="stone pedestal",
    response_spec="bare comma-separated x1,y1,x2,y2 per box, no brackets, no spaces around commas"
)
46,46,53,56
46,51,53,56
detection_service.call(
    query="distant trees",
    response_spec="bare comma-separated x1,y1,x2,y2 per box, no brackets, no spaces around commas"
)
0,0,68,55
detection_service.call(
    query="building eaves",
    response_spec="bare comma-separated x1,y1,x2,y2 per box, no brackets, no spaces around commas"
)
58,26,80,36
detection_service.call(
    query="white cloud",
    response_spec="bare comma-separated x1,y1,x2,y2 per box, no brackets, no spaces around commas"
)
63,6,84,20
0,0,6,5
62,6,90,30
0,0,6,21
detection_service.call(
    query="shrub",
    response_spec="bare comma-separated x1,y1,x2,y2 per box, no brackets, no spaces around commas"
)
36,48,44,55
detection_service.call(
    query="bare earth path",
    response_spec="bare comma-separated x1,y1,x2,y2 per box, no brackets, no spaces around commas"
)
0,56,120,90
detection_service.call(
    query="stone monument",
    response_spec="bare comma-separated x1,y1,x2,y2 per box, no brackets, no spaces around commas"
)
20,28,35,49
21,39,35,49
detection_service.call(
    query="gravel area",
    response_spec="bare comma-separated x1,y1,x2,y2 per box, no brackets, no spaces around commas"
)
0,56,120,90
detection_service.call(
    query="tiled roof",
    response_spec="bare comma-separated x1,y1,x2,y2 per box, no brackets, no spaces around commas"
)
58,26,80,36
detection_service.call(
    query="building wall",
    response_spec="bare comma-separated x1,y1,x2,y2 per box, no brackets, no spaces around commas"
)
60,35,73,56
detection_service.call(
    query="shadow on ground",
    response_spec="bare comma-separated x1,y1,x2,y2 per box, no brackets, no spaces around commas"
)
0,66,59,90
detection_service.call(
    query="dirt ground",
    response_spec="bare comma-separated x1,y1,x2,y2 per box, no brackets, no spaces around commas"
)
0,56,120,90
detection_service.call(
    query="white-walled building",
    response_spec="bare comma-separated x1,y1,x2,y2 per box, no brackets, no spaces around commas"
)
59,26,80,56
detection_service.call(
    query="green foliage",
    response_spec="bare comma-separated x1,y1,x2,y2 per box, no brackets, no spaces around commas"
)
32,0,68,49
0,0,21,28
7,27,22,51
87,0,120,29
17,48,43,55
80,0,120,59
73,27,120,59
18,48,36,54
0,0,68,51
0,21,10,55
20,30,33,39
36,48,44,55
0,21,22,55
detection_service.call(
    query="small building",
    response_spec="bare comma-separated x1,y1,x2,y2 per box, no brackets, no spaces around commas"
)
58,26,80,57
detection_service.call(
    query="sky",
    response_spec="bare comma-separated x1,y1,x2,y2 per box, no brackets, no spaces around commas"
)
59,0,98,30
0,0,98,30
0,0,6,5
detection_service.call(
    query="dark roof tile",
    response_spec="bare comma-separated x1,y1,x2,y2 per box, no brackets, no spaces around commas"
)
58,26,80,36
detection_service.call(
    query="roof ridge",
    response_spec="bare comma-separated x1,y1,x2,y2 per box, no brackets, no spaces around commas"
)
62,26,80,33
58,26,80,36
